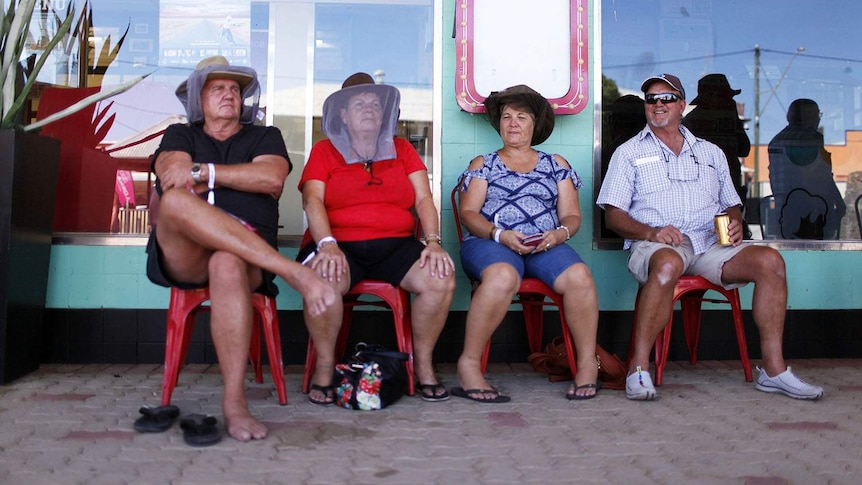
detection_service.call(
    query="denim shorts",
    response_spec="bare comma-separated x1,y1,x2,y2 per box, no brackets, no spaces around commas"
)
459,237,585,288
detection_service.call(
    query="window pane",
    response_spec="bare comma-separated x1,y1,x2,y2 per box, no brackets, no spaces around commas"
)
38,0,434,238
599,0,862,242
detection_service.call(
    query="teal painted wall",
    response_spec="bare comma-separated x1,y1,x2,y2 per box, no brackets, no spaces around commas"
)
44,1,861,311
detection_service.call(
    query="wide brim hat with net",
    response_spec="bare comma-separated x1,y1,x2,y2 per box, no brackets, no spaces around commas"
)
483,85,555,146
321,72,400,164
175,55,260,124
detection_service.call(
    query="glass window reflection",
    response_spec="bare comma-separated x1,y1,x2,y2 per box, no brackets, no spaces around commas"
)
600,0,862,242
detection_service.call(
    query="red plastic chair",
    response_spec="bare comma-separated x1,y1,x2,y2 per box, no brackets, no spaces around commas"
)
629,275,753,386
450,185,578,376
301,280,416,396
161,287,288,405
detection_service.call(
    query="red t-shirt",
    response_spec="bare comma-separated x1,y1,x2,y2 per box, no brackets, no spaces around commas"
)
298,137,427,245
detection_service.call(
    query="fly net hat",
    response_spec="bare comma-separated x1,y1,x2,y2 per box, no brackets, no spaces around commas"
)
176,55,261,124
483,85,555,146
321,72,400,164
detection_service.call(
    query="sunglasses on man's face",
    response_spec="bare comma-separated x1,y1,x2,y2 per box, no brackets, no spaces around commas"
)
645,92,681,105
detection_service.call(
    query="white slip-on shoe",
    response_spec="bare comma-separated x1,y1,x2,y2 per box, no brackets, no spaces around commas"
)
625,366,657,401
755,366,824,400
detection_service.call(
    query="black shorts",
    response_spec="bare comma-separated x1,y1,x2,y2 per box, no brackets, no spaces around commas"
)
296,236,424,288
146,228,278,296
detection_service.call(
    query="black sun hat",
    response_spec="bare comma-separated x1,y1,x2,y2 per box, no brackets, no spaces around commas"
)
483,85,555,146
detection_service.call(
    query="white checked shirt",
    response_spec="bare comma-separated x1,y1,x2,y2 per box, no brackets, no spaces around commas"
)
597,125,742,254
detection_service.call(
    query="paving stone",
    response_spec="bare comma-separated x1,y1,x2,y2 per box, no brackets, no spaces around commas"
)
0,360,861,483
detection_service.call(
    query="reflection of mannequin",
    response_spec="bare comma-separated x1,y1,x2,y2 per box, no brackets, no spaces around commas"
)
601,95,645,238
768,99,846,239
683,74,751,236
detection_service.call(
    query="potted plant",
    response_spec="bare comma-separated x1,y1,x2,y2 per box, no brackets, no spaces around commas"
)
0,0,145,383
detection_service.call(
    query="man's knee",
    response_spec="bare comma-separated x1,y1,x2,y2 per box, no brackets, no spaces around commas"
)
647,251,684,287
208,251,249,282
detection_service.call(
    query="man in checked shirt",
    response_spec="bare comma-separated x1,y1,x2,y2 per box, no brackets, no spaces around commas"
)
597,73,823,402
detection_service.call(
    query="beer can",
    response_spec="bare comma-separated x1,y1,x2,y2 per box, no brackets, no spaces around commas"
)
714,213,731,245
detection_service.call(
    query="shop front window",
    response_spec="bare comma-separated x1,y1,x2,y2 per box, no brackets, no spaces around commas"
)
35,0,435,240
597,0,862,247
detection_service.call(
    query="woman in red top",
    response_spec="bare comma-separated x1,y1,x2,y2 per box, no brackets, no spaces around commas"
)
297,73,455,405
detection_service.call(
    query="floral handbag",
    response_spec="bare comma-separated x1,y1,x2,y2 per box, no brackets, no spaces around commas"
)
334,343,410,410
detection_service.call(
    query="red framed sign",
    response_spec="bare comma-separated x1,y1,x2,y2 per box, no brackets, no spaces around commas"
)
454,0,589,115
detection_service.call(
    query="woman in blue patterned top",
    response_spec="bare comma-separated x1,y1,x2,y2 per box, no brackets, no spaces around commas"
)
452,85,599,403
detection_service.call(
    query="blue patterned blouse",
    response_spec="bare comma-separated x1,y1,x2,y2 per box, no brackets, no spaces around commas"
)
460,150,583,241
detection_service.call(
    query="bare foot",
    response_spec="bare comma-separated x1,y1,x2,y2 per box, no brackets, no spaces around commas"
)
224,405,267,442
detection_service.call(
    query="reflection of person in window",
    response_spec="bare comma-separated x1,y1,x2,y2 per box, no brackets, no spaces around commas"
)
683,74,752,238
767,99,846,239
220,15,235,44
601,94,646,239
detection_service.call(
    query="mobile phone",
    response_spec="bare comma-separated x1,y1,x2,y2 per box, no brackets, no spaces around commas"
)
520,234,544,246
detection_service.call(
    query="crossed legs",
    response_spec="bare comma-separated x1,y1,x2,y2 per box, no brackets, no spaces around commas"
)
155,189,335,440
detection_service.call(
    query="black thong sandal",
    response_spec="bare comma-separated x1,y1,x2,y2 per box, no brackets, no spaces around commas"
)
133,405,180,433
416,383,451,402
308,384,336,406
179,414,222,447
450,386,511,404
566,381,602,401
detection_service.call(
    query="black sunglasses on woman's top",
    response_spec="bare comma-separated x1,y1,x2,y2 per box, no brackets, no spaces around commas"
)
645,92,681,104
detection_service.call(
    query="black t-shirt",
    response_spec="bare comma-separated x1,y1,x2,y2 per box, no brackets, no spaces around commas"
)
153,123,291,247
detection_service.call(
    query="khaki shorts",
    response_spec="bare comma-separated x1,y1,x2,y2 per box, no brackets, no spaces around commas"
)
627,236,749,290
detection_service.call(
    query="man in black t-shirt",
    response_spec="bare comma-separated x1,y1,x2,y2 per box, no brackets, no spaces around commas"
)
146,56,335,442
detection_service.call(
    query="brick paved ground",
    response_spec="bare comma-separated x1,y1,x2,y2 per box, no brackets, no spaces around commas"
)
0,359,859,484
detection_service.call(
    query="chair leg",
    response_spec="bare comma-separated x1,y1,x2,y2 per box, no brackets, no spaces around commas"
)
653,312,674,387
387,291,415,396
727,289,753,382
253,295,287,405
249,312,264,384
521,295,545,354
681,291,707,365
161,288,209,406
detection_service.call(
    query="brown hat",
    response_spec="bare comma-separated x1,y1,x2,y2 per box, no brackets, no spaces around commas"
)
690,74,741,105
640,73,686,99
483,85,555,146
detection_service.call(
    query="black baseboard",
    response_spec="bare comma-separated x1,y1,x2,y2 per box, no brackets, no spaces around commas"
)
41,308,862,366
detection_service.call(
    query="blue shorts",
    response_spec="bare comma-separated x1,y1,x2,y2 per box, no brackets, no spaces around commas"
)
459,237,585,288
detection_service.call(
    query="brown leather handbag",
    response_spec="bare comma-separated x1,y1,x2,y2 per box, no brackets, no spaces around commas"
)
527,336,627,390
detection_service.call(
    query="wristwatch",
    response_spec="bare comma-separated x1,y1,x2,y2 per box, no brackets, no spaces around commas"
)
190,163,202,183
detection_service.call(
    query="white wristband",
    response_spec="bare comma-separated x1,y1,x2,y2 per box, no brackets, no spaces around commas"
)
317,236,337,251
493,228,502,243
206,163,216,205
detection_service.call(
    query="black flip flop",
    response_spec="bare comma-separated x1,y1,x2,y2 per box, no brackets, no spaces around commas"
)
450,386,511,403
416,383,451,402
133,405,180,433
179,414,222,447
308,384,336,406
566,381,602,401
